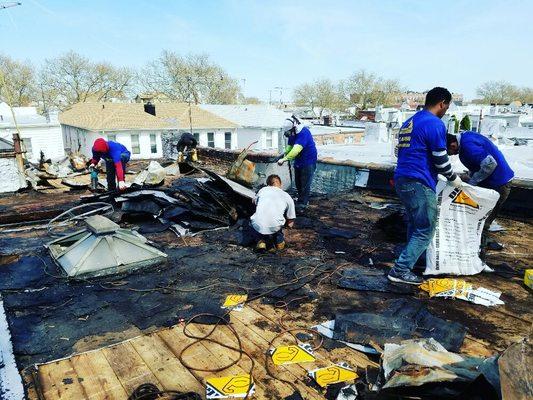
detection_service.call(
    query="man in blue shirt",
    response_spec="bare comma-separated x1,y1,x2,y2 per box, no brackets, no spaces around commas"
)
278,115,318,210
389,87,463,285
447,131,514,251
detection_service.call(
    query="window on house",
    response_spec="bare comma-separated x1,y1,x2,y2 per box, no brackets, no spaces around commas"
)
22,138,33,158
225,132,232,149
131,134,140,154
265,130,273,148
107,134,116,142
193,132,200,143
150,133,157,154
207,132,215,148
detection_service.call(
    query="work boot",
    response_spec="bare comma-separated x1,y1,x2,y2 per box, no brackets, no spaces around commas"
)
255,240,267,252
276,241,286,251
387,269,423,285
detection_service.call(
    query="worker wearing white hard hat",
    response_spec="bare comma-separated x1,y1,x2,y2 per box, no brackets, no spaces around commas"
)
278,115,318,210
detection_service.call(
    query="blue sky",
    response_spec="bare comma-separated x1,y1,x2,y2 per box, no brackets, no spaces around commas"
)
1,0,532,101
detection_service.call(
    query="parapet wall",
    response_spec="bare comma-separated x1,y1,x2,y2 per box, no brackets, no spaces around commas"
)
197,146,532,218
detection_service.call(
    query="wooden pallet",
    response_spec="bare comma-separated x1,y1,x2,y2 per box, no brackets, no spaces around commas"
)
34,302,377,400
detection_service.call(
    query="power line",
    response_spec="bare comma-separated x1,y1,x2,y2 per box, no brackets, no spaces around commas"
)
0,2,21,10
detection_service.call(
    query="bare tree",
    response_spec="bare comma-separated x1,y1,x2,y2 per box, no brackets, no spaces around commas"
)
373,79,404,107
293,82,317,108
339,70,377,109
0,54,36,107
139,51,241,104
476,81,518,104
339,69,403,108
39,51,133,110
293,79,344,116
243,97,262,104
517,87,533,104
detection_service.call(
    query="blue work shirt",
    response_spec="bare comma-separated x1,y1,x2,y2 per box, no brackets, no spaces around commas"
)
459,131,514,189
288,126,318,168
394,109,447,191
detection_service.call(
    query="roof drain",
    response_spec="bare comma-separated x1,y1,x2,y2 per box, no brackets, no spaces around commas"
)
45,215,167,278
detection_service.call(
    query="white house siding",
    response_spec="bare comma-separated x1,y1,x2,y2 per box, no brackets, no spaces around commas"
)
0,124,64,162
235,128,279,151
196,129,238,150
62,125,165,160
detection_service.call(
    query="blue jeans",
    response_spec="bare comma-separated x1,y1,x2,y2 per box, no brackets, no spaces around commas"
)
393,178,437,274
105,152,130,190
242,221,285,247
295,163,316,205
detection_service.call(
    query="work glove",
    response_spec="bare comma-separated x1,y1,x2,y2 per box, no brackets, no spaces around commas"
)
448,175,463,188
277,158,287,166
118,181,127,191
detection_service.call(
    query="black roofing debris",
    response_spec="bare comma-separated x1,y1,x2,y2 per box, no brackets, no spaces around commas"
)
337,268,415,295
332,299,466,353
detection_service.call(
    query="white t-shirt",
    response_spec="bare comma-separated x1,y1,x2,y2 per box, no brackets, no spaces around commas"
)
250,186,296,234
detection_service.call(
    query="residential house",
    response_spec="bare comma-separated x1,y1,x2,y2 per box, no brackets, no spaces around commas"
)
134,93,172,104
59,102,173,159
153,103,238,156
199,104,289,152
310,125,364,146
0,102,63,163
59,102,238,160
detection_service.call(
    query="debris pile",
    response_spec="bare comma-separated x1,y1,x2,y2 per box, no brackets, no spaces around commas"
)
380,338,500,399
420,278,505,307
25,152,91,190
313,298,466,353
92,171,254,236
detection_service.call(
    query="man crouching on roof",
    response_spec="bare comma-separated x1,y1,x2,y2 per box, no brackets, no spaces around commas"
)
246,174,296,252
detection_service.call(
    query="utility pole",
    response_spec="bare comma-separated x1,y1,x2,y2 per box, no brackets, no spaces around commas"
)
274,86,290,107
187,77,193,135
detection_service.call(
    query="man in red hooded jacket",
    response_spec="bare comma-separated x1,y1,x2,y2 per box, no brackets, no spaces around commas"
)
89,138,131,191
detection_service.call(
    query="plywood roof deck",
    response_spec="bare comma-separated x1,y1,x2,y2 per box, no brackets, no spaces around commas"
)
32,301,377,400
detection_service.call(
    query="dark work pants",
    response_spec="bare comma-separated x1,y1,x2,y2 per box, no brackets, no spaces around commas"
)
105,153,129,191
241,220,284,247
295,163,316,205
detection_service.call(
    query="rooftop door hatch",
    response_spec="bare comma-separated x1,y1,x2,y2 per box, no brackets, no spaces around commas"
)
46,215,167,278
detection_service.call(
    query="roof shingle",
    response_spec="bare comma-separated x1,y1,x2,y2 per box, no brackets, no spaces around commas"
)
59,103,173,131
59,102,238,131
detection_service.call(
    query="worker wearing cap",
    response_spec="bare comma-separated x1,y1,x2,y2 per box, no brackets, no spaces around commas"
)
389,87,463,285
278,115,318,209
447,131,514,252
89,138,131,191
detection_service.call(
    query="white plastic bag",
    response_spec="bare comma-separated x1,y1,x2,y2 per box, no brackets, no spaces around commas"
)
425,181,500,276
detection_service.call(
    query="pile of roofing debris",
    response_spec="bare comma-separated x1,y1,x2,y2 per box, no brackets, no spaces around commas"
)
82,167,254,238
23,152,179,191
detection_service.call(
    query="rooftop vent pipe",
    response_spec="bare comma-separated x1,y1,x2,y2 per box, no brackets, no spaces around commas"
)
144,102,156,116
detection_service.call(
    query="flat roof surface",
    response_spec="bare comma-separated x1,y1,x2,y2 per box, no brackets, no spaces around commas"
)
0,168,531,399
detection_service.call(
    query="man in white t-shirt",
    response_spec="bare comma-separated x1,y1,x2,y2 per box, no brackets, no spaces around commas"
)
249,174,296,251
